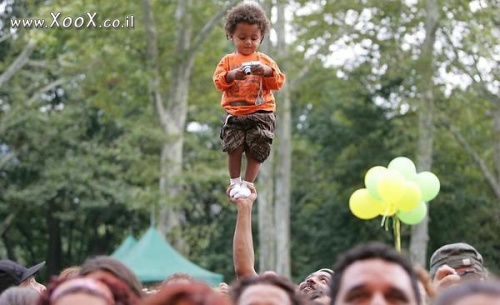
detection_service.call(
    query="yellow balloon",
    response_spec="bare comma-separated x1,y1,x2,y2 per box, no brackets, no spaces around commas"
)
378,201,397,216
349,188,383,220
397,181,422,211
376,170,406,206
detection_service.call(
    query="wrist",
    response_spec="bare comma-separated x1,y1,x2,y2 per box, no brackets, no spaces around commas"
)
225,71,234,83
238,200,254,211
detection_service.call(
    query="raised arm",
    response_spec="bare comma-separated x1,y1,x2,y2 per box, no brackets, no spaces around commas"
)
229,185,258,278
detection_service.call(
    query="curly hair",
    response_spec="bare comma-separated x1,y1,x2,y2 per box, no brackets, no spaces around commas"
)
224,2,270,40
231,273,308,305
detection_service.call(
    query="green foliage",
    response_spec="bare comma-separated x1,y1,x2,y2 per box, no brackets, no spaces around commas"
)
1,0,499,282
289,63,413,280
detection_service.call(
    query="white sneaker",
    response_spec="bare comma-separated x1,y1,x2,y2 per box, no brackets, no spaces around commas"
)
229,184,241,198
234,184,251,198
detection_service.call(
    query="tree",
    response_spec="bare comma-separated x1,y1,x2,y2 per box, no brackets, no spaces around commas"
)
410,0,439,267
1,0,156,276
141,0,240,249
273,0,292,277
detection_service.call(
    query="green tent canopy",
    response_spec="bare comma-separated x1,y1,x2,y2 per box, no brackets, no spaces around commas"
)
111,235,138,260
117,227,223,286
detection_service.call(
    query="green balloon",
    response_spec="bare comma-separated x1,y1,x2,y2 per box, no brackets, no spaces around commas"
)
364,166,387,200
388,157,417,180
397,201,427,225
415,171,440,201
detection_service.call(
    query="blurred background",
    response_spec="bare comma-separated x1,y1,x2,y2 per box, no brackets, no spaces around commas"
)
0,0,499,285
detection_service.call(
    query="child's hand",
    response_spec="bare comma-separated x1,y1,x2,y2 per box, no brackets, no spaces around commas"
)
226,68,247,82
250,63,273,77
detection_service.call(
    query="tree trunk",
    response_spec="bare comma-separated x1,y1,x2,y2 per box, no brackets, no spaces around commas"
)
257,1,277,273
274,1,291,278
410,0,439,267
46,202,62,275
158,0,192,250
142,0,190,250
257,161,276,273
143,0,239,250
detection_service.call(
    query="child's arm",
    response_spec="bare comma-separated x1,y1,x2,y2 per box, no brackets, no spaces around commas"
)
259,57,286,91
213,57,247,91
225,69,247,83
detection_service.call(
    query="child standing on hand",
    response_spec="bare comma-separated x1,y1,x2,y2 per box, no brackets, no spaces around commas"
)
213,2,285,199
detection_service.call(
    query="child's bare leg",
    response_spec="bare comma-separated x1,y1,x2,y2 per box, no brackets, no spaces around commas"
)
228,145,249,198
228,145,244,179
232,153,259,198
243,153,261,184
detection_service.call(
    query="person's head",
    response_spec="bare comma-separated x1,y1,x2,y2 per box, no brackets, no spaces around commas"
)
0,260,46,294
329,242,421,305
297,268,334,301
79,256,143,298
433,280,500,305
0,287,40,305
231,273,307,305
162,273,193,287
224,2,270,56
141,281,230,305
58,266,81,280
39,274,140,305
39,276,115,305
429,243,485,281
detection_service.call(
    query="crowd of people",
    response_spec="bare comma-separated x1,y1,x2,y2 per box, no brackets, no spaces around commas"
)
1,1,499,305
0,184,499,305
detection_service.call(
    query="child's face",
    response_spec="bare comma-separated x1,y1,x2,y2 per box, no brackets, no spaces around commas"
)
231,22,262,56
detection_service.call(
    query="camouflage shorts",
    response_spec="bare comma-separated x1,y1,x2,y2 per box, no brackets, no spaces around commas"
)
220,111,276,163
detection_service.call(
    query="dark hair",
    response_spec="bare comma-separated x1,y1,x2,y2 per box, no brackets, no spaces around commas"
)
141,282,230,305
231,273,307,305
434,280,500,305
329,242,421,305
224,2,270,40
316,268,334,276
79,256,143,298
0,287,40,305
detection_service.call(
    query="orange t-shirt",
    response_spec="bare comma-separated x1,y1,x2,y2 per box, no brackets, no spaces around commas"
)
213,52,286,116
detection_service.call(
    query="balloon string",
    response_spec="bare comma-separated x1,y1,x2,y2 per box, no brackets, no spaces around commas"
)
381,214,387,228
380,205,390,228
394,216,401,253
